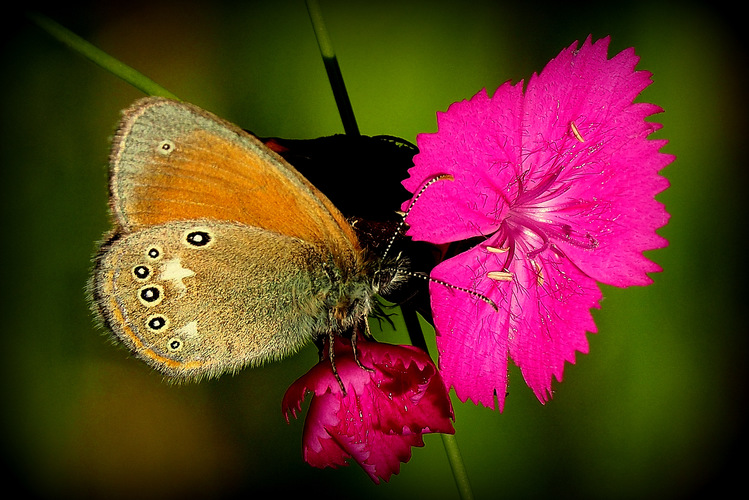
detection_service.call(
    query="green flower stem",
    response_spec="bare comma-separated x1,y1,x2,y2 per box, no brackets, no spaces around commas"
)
441,433,475,500
305,0,360,137
307,4,474,494
403,307,474,500
27,12,180,100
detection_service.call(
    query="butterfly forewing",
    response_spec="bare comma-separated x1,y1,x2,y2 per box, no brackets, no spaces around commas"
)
110,98,361,268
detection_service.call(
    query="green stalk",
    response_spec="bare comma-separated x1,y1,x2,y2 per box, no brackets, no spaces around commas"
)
403,307,475,500
305,4,475,495
441,433,475,500
305,0,360,136
27,12,180,99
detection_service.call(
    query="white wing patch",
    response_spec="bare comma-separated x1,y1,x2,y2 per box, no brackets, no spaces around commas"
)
159,257,195,293
176,320,199,339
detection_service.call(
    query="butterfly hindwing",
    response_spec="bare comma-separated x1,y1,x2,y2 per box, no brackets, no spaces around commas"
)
93,219,332,379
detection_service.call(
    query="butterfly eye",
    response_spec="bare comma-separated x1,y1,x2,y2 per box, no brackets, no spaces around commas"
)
167,337,183,352
157,140,175,156
184,229,213,248
132,265,151,280
146,246,163,261
146,314,169,332
138,285,164,306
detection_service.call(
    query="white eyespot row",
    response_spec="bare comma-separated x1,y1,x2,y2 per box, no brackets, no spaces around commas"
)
130,240,201,355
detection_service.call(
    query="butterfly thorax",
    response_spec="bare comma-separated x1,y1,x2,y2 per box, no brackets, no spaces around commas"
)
321,250,412,333
318,251,376,335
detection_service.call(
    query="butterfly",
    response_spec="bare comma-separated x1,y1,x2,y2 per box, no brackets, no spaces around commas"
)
91,97,409,381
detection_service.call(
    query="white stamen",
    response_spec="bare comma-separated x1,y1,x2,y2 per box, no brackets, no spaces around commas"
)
570,121,585,142
488,271,513,281
486,246,510,253
531,260,545,286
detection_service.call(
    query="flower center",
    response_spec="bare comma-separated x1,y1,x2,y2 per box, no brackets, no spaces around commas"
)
485,151,600,285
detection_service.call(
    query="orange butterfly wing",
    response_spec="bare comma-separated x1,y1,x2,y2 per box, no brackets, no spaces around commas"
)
109,97,362,268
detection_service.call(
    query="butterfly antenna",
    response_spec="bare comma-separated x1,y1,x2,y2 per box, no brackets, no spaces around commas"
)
381,174,454,261
380,173,497,311
408,271,498,311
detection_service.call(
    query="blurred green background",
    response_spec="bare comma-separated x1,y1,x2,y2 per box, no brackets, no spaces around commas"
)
2,1,745,498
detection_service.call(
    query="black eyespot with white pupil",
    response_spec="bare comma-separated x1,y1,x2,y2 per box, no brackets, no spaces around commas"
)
146,246,162,260
147,315,167,331
140,287,159,302
133,265,151,280
186,230,211,247
167,338,183,352
157,140,175,155
139,286,162,306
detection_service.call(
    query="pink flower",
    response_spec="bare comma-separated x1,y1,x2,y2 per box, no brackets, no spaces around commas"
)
282,333,454,483
401,36,673,411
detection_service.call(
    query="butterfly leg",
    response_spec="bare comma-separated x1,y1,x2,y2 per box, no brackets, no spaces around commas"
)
327,330,347,394
351,322,374,373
